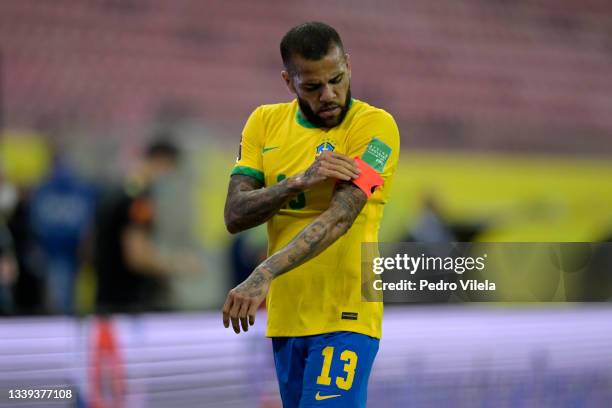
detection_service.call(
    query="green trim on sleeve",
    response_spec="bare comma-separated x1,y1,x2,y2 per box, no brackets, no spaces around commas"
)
231,166,265,183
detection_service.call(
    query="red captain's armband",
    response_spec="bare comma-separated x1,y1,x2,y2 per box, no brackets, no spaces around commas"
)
351,157,384,198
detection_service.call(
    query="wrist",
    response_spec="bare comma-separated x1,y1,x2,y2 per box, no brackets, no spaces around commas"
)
285,174,306,192
254,265,274,282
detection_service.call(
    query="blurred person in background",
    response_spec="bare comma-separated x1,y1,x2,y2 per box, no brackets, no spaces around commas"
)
94,138,185,314
4,184,47,315
0,174,19,314
29,155,96,314
406,191,455,243
0,222,17,315
228,227,267,288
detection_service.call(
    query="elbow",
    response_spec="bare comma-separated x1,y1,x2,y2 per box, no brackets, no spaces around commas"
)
223,207,238,234
225,219,238,235
224,215,242,235
226,224,241,235
224,202,248,234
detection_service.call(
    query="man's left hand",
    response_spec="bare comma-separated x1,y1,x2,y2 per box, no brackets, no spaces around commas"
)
222,267,272,334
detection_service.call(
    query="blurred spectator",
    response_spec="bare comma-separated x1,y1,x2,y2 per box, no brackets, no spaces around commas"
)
0,223,17,315
228,227,267,287
0,176,19,314
94,138,185,313
7,189,47,315
407,192,455,242
1,168,47,315
29,156,96,314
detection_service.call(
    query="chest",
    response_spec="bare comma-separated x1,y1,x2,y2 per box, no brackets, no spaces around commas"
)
261,120,349,211
262,122,348,182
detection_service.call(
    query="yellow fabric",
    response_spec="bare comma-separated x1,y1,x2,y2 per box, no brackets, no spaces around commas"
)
0,132,51,186
232,99,400,339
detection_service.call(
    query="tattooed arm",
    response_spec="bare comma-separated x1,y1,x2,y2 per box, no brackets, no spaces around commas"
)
224,151,360,234
222,181,367,333
258,182,367,278
224,174,302,234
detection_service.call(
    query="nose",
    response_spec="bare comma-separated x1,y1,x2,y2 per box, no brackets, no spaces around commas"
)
320,84,336,103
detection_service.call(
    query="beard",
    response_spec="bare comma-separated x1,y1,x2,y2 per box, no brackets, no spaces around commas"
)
298,87,352,129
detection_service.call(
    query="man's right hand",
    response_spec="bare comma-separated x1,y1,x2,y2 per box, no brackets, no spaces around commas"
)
295,151,360,190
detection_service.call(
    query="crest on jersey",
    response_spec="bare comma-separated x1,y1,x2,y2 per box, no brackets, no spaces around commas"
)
316,138,335,156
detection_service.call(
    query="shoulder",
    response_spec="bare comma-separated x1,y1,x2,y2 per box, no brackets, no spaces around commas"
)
349,99,398,128
244,102,296,139
251,101,296,122
346,100,400,146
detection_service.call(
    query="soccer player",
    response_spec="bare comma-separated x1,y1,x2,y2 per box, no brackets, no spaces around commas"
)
95,139,181,313
222,22,399,407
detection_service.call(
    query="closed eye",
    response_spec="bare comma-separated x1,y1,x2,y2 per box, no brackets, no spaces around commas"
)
330,75,343,84
302,74,343,91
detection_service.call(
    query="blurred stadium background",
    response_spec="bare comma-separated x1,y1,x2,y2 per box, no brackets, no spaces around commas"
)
0,0,611,407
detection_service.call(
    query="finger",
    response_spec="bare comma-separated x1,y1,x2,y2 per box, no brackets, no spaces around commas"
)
239,301,250,332
321,163,358,180
328,151,355,162
222,294,233,328
322,157,360,177
331,163,360,179
322,151,350,161
231,316,240,334
325,152,360,172
320,167,351,181
248,302,258,326
229,297,242,334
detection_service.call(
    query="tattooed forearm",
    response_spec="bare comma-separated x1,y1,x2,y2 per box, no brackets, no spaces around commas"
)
257,182,367,278
224,174,303,233
286,221,327,265
234,268,268,297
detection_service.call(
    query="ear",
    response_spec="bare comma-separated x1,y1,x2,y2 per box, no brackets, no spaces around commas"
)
344,53,352,79
281,70,296,94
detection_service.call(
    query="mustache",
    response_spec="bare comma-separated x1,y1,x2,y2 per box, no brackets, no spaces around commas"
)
297,87,351,128
318,104,341,113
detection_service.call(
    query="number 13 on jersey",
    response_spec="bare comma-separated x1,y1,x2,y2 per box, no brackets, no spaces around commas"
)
316,346,358,390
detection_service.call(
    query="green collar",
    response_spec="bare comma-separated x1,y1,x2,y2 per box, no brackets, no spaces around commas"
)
295,98,354,129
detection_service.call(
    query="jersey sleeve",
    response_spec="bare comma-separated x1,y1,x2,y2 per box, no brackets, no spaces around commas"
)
231,106,265,184
346,109,400,194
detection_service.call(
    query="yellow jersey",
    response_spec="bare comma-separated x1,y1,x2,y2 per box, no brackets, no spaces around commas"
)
231,99,400,339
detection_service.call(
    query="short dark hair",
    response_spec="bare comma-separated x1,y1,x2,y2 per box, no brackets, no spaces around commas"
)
280,22,344,74
144,137,180,161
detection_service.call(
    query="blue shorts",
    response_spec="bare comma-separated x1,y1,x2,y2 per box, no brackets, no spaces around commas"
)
272,331,379,408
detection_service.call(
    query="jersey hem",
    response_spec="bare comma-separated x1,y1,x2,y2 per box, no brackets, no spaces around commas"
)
266,325,381,340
